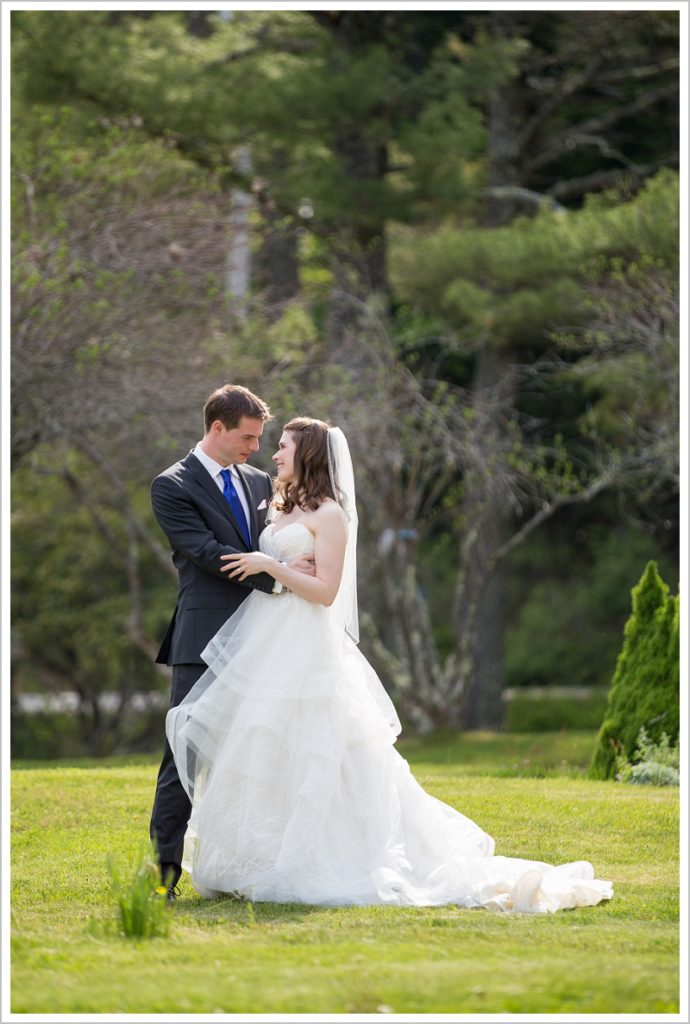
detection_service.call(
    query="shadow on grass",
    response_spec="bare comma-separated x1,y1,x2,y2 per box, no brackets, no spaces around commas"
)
144,893,335,931
88,892,332,943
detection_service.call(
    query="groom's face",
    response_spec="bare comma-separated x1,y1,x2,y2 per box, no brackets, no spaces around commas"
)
215,416,265,466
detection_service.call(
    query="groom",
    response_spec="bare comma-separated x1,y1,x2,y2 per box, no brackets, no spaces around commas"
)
149,383,313,897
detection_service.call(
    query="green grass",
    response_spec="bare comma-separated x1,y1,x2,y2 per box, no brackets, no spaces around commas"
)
11,731,679,1014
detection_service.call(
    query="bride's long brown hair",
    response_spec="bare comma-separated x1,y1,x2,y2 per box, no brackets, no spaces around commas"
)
274,417,337,513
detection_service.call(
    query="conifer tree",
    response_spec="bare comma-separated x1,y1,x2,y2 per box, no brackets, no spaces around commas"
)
589,560,679,780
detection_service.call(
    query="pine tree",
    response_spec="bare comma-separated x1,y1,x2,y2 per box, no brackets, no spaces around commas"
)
589,561,679,780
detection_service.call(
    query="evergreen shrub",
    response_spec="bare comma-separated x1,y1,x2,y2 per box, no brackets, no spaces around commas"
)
589,561,679,780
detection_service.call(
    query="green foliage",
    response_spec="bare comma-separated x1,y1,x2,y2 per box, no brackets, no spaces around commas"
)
589,561,679,780
505,693,608,734
10,709,81,760
12,464,161,684
11,9,491,227
106,842,172,938
615,727,679,787
422,523,676,699
11,458,172,755
391,170,679,350
506,526,677,691
10,9,679,742
556,255,678,466
627,761,679,787
633,726,680,771
11,706,168,762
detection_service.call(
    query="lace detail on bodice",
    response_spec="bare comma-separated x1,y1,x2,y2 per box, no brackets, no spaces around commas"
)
259,521,315,560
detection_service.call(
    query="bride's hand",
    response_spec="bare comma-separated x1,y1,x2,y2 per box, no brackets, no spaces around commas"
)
220,551,275,581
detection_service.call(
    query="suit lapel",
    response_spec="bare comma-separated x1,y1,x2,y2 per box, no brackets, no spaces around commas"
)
235,465,259,547
186,452,251,550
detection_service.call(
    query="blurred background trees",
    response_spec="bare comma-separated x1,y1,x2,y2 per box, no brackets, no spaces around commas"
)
10,8,679,755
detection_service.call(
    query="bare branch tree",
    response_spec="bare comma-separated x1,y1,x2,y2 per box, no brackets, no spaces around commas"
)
319,276,677,730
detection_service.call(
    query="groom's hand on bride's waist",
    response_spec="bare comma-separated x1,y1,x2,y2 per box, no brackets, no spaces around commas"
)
288,553,316,577
219,551,316,581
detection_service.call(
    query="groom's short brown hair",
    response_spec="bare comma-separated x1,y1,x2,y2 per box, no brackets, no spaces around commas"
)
203,384,272,432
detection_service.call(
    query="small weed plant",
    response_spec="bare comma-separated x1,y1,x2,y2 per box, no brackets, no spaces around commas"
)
106,842,172,939
615,726,679,786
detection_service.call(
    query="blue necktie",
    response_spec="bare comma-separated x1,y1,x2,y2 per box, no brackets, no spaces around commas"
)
220,469,251,547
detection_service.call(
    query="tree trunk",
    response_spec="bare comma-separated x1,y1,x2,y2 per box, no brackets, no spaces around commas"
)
455,321,515,731
458,15,527,730
458,347,515,731
253,152,301,314
462,501,511,730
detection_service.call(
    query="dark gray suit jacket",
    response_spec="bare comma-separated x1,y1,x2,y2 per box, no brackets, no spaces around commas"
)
151,451,274,666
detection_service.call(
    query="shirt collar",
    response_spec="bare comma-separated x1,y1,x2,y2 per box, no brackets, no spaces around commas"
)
193,444,239,480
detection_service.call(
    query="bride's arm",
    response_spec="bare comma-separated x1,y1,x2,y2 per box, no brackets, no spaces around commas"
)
220,504,347,607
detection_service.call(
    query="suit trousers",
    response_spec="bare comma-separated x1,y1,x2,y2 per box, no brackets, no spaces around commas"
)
149,663,205,870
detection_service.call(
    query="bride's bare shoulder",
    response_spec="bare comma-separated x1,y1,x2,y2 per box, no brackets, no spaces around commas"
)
314,498,347,529
316,497,343,514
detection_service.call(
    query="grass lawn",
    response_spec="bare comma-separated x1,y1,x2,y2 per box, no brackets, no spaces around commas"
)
10,731,679,1015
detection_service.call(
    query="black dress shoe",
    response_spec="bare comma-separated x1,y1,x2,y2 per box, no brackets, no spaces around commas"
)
160,862,182,890
166,884,182,903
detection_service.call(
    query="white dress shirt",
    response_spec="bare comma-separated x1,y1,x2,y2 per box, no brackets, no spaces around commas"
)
193,444,252,527
193,444,284,594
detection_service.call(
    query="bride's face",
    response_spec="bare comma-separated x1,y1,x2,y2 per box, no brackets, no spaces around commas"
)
272,431,297,484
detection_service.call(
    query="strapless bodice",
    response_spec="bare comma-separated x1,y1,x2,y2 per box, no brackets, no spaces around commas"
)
259,521,315,560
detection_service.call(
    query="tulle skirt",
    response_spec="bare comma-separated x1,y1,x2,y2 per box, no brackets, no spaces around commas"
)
166,590,613,913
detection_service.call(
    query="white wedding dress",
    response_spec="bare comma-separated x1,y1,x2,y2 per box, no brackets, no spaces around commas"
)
166,521,613,914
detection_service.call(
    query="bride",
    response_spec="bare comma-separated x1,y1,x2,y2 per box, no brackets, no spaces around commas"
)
166,417,613,913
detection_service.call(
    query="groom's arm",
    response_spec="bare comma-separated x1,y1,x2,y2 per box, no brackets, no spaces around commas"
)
151,474,275,593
